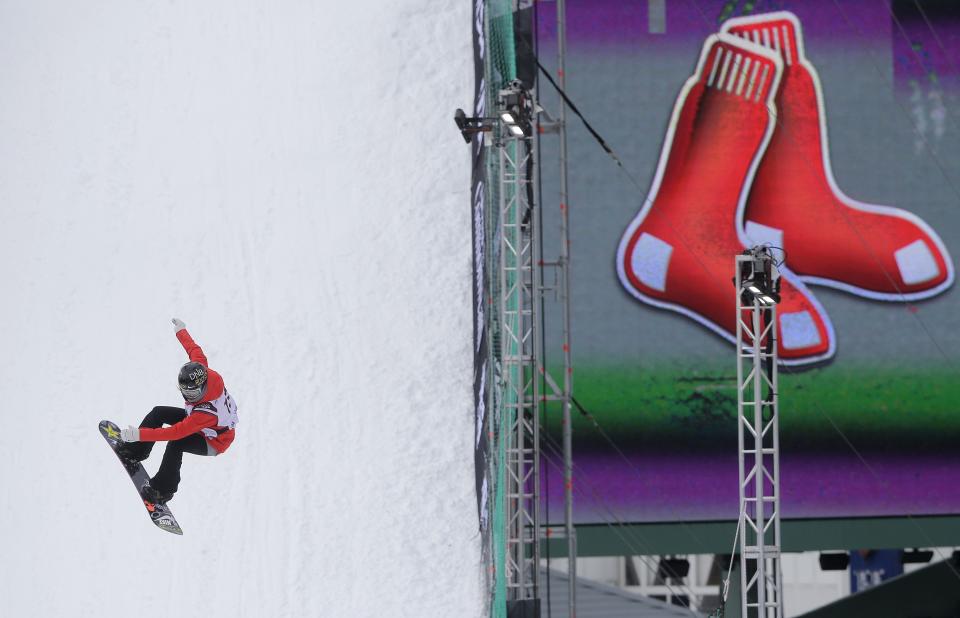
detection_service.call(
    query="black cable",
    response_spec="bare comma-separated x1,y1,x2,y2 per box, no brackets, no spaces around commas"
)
535,57,616,159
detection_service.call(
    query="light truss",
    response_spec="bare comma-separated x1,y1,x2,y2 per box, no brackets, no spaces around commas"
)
735,249,784,618
497,124,541,603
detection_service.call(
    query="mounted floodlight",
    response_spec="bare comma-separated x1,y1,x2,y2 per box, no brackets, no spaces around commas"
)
454,108,496,144
743,281,778,306
497,79,534,138
736,246,782,307
507,124,526,137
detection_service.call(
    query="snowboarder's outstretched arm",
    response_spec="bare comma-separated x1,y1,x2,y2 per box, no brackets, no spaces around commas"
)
172,318,208,367
118,318,230,446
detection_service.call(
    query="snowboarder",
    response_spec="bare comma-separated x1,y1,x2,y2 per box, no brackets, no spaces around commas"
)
117,318,238,504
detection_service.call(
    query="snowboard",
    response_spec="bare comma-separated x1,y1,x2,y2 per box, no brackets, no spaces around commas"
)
99,420,183,535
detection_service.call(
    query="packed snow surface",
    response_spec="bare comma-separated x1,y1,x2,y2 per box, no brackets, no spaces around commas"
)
0,1,483,616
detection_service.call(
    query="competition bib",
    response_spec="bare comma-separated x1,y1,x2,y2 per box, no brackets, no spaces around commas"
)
186,390,239,439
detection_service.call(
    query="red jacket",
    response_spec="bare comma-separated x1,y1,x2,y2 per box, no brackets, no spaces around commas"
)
138,329,236,453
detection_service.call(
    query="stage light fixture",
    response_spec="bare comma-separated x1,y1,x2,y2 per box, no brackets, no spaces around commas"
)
743,280,778,306
497,80,533,138
507,124,526,137
455,81,535,143
736,246,782,307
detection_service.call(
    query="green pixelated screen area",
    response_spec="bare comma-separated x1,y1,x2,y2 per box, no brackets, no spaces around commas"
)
548,365,960,451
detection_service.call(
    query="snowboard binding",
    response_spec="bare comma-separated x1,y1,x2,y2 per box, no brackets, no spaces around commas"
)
141,484,175,505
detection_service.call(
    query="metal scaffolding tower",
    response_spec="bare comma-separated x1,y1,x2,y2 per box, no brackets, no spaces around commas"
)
554,0,577,614
497,116,542,608
735,249,784,618
487,1,577,610
530,0,578,613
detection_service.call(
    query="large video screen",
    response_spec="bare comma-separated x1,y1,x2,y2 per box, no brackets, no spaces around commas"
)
535,0,960,523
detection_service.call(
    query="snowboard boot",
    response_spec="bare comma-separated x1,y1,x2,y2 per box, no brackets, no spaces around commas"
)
141,484,175,505
116,444,145,474
116,442,145,463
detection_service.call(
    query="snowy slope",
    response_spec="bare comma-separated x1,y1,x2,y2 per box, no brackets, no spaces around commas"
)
0,1,482,616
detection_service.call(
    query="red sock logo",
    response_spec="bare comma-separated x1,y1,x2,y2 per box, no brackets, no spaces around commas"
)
722,12,954,300
617,34,835,364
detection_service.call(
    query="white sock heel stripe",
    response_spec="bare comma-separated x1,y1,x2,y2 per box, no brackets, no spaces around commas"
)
744,220,785,249
631,233,673,292
895,239,941,285
780,311,823,351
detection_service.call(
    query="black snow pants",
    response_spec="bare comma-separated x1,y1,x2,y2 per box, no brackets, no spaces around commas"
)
122,406,216,494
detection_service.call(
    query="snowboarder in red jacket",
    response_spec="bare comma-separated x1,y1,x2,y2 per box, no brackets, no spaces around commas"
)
118,318,238,504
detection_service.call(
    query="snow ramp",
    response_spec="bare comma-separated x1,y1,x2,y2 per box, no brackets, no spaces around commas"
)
0,1,484,616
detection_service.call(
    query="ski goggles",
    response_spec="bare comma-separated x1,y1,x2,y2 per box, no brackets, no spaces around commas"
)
179,383,206,403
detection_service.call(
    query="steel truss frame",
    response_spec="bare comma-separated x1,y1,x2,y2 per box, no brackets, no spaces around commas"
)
735,252,784,618
497,126,542,603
